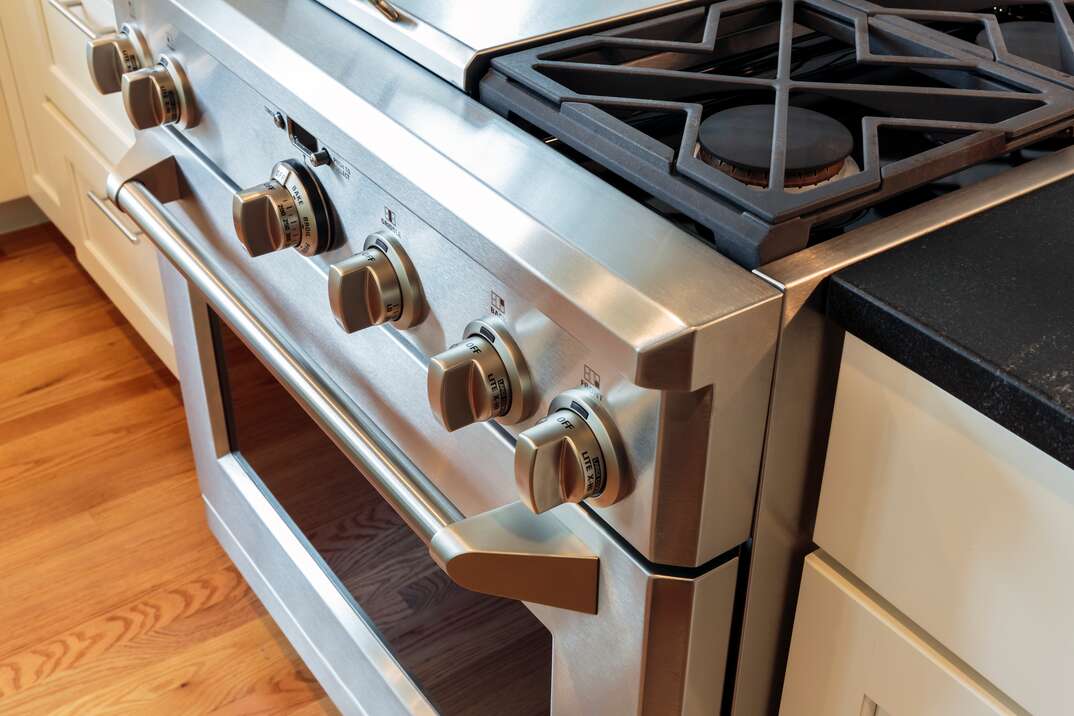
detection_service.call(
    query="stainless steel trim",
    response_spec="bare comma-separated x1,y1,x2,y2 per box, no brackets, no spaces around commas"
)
86,191,141,244
311,0,694,90
111,151,601,613
47,0,110,39
729,145,1074,716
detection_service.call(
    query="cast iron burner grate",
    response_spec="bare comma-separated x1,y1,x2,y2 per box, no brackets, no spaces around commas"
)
480,0,1074,267
871,1,1074,84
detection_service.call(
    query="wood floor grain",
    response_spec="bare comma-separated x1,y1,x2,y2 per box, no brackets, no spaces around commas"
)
0,223,336,715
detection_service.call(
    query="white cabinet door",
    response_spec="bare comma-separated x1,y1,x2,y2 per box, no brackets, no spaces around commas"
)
0,0,80,237
780,553,1022,716
817,334,1074,716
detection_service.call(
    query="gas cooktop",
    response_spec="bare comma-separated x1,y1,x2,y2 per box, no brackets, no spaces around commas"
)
480,0,1074,267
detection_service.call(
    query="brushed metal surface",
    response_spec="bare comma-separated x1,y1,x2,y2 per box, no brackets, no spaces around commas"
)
119,0,781,567
312,0,694,90
136,126,743,713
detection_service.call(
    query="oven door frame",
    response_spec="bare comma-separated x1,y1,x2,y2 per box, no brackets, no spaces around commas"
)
163,261,438,715
112,130,743,716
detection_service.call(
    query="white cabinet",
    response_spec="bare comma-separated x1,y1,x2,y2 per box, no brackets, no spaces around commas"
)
0,56,27,204
810,333,1074,715
780,553,1020,716
0,0,174,372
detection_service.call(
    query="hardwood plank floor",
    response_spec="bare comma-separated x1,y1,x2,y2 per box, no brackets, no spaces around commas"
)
0,223,336,715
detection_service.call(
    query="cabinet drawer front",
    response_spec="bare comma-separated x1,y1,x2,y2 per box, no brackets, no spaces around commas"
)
781,553,1019,716
817,334,1074,715
40,0,134,162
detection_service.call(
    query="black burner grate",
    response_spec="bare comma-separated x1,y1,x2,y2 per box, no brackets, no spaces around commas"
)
481,0,1074,267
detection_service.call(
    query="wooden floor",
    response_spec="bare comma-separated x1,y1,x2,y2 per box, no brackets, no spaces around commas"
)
0,223,337,715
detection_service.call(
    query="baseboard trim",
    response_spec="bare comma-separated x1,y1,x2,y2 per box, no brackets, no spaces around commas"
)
0,196,47,233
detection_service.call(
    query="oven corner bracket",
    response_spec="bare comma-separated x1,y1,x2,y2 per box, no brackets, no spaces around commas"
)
430,502,599,614
107,132,182,205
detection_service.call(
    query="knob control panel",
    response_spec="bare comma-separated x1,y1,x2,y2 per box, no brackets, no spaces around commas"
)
233,160,334,257
87,24,150,95
515,388,625,514
329,232,423,333
121,55,196,130
427,318,533,432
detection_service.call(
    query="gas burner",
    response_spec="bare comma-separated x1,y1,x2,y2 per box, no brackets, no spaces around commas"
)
698,105,854,189
977,21,1066,72
484,1,1074,267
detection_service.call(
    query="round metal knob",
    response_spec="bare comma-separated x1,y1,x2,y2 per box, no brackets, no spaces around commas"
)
427,318,533,432
233,160,333,257
515,389,625,514
328,232,423,333
86,24,149,95
121,55,196,130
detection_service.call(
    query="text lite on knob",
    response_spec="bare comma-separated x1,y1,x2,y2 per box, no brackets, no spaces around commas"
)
427,318,533,432
515,388,626,514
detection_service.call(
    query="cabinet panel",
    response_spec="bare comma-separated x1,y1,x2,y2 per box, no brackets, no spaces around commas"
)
817,334,1074,716
0,1,79,237
39,0,135,164
780,553,1020,716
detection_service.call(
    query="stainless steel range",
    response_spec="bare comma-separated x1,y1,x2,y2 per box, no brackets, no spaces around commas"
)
87,0,1074,713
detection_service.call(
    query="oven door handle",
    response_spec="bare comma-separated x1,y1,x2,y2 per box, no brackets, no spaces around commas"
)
110,144,599,615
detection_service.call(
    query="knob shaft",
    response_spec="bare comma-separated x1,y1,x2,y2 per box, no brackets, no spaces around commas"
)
121,56,195,130
427,318,533,431
233,161,333,258
328,232,423,333
515,389,625,514
86,25,148,95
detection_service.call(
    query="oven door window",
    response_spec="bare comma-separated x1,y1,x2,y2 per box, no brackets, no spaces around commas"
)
209,310,552,715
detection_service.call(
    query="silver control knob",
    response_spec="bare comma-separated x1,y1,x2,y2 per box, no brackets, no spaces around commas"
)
427,318,533,432
86,24,149,95
515,388,625,514
233,160,333,257
329,232,424,333
121,55,196,130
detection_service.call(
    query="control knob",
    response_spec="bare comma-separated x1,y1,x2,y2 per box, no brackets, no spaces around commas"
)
121,55,197,130
328,232,424,332
233,160,334,257
86,24,150,95
427,318,533,431
515,388,626,514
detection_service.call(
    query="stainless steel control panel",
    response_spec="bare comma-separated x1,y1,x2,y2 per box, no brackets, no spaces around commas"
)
116,0,781,567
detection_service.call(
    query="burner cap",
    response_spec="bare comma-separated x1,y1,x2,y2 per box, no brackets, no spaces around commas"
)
698,105,853,188
977,21,1065,72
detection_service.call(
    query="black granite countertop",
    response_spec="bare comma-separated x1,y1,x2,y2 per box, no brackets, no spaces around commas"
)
828,175,1074,470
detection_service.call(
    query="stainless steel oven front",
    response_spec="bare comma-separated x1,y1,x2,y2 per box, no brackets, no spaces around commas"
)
95,0,786,712
108,90,741,716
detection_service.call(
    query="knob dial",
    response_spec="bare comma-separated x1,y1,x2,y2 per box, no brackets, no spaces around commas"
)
515,388,626,514
233,160,334,257
121,55,196,130
427,318,533,432
328,232,424,333
86,24,149,95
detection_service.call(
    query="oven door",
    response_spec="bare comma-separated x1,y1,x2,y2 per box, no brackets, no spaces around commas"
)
110,131,741,715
